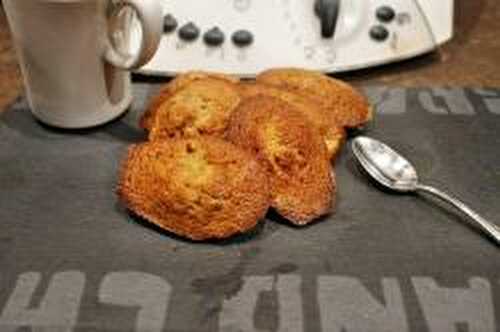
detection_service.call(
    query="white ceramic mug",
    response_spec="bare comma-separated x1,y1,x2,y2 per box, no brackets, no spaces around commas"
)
4,0,163,128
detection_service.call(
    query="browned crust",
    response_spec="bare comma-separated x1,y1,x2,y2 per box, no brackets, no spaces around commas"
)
140,71,240,131
238,82,346,161
117,138,271,240
145,77,241,141
227,96,335,225
256,68,372,129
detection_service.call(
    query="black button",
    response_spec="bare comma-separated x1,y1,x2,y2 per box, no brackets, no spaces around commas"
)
163,14,178,33
203,27,225,47
232,30,254,47
370,25,389,41
178,22,200,41
376,6,396,23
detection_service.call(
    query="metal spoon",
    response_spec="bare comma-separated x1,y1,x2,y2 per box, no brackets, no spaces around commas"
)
351,136,500,245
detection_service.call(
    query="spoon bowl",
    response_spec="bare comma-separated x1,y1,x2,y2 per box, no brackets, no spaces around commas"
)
352,136,418,192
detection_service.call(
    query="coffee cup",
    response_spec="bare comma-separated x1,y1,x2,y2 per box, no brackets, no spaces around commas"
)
4,0,163,128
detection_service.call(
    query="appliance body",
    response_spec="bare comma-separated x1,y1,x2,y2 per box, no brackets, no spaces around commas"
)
133,0,454,77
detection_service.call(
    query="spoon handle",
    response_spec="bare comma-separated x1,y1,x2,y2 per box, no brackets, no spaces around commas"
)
416,184,500,245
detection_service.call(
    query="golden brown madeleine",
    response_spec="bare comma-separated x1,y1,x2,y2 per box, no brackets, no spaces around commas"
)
238,82,346,161
227,96,335,225
256,68,372,129
147,78,241,140
140,71,240,131
117,138,271,241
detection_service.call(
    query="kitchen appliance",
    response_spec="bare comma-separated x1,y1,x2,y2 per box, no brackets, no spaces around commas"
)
131,0,454,77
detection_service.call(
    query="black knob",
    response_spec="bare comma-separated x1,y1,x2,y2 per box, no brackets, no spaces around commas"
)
232,30,254,47
204,27,225,47
314,0,340,39
376,6,396,23
163,14,178,33
370,25,389,41
178,22,200,41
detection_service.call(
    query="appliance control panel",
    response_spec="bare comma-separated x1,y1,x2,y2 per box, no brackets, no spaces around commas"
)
131,0,454,77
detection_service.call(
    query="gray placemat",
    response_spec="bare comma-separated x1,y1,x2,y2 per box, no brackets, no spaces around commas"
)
0,85,499,332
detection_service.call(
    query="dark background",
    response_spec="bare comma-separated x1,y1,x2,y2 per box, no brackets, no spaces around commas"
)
1,86,499,331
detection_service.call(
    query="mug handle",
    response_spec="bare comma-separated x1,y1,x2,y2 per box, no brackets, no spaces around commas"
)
104,0,162,70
